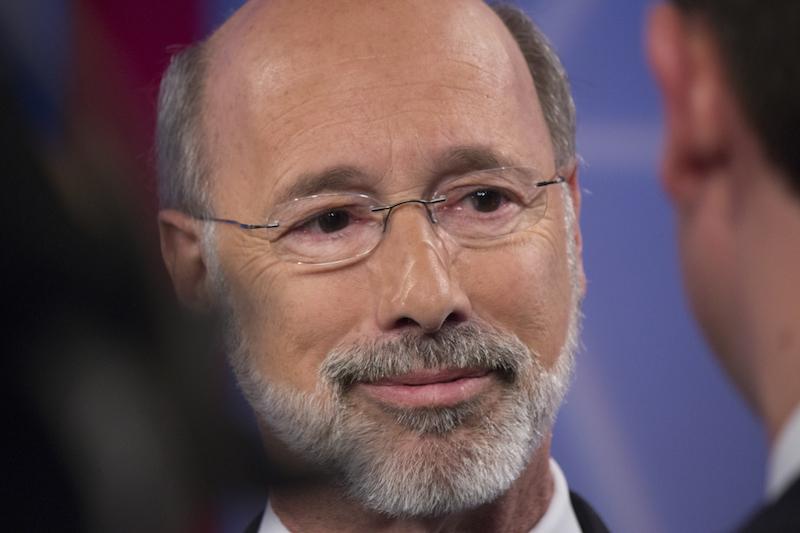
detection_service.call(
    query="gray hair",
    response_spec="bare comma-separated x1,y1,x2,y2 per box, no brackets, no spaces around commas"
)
155,43,209,215
155,3,576,214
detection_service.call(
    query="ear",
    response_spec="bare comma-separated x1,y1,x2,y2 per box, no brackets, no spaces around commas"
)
646,4,734,211
158,209,212,308
564,163,586,296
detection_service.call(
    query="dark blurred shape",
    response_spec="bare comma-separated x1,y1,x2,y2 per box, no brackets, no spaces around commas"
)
1,44,265,532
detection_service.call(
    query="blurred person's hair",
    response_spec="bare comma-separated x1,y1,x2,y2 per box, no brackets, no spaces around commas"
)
155,2,576,215
671,0,800,194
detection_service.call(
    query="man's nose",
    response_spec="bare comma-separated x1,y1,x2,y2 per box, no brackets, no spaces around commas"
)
371,204,472,333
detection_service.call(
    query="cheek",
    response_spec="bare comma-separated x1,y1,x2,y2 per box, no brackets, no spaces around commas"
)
458,236,573,367
678,213,739,355
234,265,373,392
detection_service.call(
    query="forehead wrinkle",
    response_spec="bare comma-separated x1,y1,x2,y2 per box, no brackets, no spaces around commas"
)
259,83,495,147
260,67,522,159
436,145,517,173
212,49,518,190
274,107,469,162
242,53,513,138
269,82,550,184
247,50,508,94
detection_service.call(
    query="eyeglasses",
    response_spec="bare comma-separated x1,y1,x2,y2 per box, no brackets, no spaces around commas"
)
202,166,567,266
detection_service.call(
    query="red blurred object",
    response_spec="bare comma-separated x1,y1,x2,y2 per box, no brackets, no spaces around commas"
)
71,0,203,216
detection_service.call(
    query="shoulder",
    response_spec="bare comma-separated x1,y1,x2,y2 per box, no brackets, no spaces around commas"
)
569,491,611,533
738,477,800,533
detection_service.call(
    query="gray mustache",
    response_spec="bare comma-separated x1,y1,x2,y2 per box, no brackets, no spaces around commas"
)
319,323,531,389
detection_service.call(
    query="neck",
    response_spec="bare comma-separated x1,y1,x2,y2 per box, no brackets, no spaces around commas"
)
268,440,554,533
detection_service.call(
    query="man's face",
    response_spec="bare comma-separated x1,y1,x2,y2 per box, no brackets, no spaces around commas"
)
202,0,583,516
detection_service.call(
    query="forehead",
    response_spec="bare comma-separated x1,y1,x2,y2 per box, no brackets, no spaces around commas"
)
203,0,554,211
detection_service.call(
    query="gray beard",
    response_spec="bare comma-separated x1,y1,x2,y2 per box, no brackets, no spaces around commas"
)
227,318,578,517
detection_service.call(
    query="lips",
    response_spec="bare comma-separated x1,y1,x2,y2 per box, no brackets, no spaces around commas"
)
355,367,495,408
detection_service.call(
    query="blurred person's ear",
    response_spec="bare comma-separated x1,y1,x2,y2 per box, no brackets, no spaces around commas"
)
646,4,739,211
159,209,212,308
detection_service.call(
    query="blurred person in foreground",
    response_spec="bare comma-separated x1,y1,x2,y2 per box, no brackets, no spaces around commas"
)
648,1,800,531
156,1,609,531
1,43,264,532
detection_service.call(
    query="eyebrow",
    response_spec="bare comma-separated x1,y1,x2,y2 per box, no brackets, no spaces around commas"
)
272,166,373,206
433,145,519,176
270,145,528,207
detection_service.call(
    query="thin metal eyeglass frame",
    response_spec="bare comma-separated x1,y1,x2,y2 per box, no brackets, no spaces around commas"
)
201,168,567,233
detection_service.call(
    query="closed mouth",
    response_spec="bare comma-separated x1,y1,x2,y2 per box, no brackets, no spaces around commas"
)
354,367,495,408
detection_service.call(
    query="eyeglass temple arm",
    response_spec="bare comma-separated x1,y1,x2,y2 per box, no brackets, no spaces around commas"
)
536,175,566,187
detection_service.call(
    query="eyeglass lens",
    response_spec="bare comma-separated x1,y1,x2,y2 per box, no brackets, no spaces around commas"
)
266,168,555,264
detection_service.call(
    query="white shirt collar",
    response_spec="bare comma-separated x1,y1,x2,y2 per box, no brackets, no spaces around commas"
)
766,402,800,501
258,458,582,533
258,498,291,533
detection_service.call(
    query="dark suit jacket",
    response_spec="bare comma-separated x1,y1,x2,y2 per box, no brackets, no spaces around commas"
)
244,491,610,532
570,491,610,533
738,476,800,533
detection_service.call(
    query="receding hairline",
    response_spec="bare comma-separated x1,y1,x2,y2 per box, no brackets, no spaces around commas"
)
199,0,543,110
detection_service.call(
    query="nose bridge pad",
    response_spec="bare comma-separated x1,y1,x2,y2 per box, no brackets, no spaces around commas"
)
379,201,452,266
427,204,439,224
380,199,438,234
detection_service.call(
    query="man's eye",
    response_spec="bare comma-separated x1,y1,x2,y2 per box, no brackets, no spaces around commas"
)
468,189,506,212
313,210,351,233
